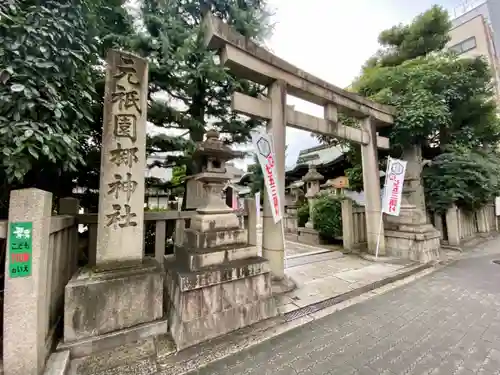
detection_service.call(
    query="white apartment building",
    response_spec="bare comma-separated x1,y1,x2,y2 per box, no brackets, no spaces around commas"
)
447,0,500,100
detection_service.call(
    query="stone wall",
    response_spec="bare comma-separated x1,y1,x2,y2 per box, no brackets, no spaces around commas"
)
433,202,497,247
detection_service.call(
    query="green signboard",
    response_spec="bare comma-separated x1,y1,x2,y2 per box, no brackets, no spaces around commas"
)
9,222,33,278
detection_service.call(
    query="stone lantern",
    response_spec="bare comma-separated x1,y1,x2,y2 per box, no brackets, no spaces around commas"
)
164,129,277,350
190,129,243,223
302,165,324,229
298,164,324,245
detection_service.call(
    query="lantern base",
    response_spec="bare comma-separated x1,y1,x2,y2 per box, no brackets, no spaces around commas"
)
384,201,441,263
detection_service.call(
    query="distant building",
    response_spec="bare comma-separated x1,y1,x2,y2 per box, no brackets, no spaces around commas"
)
448,0,500,101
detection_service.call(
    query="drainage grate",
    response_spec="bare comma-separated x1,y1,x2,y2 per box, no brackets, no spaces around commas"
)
283,294,344,322
493,260,500,265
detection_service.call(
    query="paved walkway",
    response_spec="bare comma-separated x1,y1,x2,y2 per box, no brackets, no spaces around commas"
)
192,239,500,375
279,252,419,314
256,224,423,315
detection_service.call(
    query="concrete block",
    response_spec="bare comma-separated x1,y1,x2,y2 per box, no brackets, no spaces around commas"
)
385,230,441,263
298,227,321,245
64,257,164,342
184,228,247,249
165,256,270,291
43,351,70,375
177,244,259,271
69,338,156,375
169,296,276,350
57,320,169,359
165,257,277,350
189,212,240,232
168,271,271,322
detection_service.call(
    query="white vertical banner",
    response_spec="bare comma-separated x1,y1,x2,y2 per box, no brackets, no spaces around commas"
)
375,156,407,259
255,191,261,226
381,157,407,216
251,131,283,223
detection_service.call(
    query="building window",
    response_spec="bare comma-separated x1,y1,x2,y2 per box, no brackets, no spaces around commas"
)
449,36,477,54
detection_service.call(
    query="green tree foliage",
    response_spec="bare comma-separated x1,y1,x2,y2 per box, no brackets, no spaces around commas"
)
297,202,309,228
131,0,273,174
354,54,500,151
0,0,133,214
248,155,264,195
0,0,98,182
312,193,343,240
317,6,500,210
423,148,500,214
170,165,186,197
365,5,451,68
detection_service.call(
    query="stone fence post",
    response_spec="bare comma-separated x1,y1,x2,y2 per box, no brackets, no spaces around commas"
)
244,198,257,246
3,188,52,375
433,213,444,236
445,204,460,246
476,207,489,233
341,198,354,251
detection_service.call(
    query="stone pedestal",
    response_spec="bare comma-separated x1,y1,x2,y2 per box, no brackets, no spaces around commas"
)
165,255,275,350
384,198,441,262
166,224,276,350
165,130,277,350
384,145,440,263
298,227,321,245
64,258,164,343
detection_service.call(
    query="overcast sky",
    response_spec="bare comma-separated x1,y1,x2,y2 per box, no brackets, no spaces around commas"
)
268,0,460,168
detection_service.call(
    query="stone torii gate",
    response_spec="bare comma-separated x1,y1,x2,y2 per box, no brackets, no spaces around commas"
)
202,12,395,278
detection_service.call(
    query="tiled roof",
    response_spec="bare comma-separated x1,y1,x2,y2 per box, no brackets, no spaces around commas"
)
286,144,348,173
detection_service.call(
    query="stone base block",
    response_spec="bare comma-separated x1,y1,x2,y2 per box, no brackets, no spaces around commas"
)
184,227,247,249
298,227,321,245
177,244,259,271
64,257,164,343
65,334,175,375
385,229,441,263
190,212,240,231
58,319,169,359
165,256,277,350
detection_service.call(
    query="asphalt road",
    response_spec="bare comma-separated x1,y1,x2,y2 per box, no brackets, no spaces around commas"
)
191,247,500,375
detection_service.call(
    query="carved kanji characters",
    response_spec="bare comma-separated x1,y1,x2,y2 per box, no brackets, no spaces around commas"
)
107,172,138,202
110,143,139,167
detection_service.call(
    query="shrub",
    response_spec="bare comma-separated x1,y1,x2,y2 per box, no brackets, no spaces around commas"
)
297,202,309,227
312,193,343,240
423,148,500,214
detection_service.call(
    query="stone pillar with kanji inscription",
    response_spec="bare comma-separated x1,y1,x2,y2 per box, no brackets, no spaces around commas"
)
96,50,147,267
61,50,167,355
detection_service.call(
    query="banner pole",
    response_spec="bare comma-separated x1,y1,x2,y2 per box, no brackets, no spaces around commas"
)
281,218,287,269
375,156,391,259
